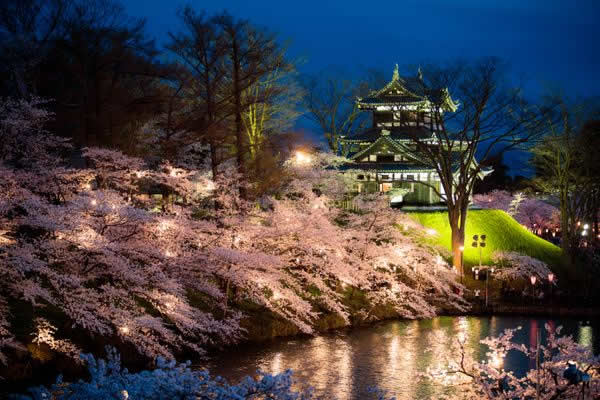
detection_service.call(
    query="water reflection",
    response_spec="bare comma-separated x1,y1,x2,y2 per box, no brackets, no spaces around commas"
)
209,316,599,400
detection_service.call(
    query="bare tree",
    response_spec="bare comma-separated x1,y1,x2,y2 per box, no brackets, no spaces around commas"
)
242,66,303,160
214,13,289,180
0,0,72,98
404,58,554,274
301,70,372,152
532,105,600,257
167,7,231,177
0,0,71,97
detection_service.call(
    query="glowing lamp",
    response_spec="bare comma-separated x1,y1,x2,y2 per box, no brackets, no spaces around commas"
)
490,352,504,368
294,151,312,165
583,224,589,230
530,276,537,285
90,199,97,206
548,273,554,283
459,245,465,252
119,326,130,334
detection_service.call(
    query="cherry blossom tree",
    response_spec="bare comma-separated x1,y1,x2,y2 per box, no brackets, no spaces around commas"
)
1,98,470,380
425,324,600,399
473,190,513,212
491,251,554,284
474,190,560,234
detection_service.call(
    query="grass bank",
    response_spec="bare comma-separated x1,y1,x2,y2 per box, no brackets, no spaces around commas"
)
408,209,563,269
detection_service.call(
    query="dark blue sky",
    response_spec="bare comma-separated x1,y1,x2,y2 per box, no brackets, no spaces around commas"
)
124,0,599,174
125,0,599,95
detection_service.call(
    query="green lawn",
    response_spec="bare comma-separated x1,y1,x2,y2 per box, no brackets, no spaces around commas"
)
408,209,563,268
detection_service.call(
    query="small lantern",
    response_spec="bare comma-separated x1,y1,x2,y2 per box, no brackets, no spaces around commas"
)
548,273,554,283
530,276,537,285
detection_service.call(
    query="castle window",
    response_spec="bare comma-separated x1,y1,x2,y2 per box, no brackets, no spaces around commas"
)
406,174,415,181
381,174,390,180
357,174,365,180
369,154,377,162
394,154,403,161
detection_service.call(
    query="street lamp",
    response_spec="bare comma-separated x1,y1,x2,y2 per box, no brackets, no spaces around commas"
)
548,273,555,299
472,234,487,268
530,275,537,298
472,234,489,307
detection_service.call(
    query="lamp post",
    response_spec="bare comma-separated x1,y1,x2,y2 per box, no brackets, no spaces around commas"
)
530,275,537,298
472,234,488,307
548,273,554,300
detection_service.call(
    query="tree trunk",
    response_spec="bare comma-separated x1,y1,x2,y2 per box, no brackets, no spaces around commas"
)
209,140,219,181
559,192,573,263
231,38,247,199
232,40,244,175
449,208,466,277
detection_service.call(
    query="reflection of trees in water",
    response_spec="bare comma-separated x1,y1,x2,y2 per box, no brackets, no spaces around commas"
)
221,317,598,399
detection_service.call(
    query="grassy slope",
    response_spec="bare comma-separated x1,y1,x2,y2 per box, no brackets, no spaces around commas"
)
409,209,563,268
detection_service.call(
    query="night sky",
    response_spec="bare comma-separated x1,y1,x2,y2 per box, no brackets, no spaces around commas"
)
124,0,600,174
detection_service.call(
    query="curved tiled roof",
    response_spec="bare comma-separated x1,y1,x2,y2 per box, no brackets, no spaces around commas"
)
356,65,458,110
341,126,435,143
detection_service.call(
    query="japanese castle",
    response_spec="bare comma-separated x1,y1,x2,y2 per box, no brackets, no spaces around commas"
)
338,65,468,206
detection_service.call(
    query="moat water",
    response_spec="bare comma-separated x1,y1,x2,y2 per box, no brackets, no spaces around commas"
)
207,315,599,399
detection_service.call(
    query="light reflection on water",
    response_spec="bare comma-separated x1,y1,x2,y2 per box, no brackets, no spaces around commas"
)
208,316,599,400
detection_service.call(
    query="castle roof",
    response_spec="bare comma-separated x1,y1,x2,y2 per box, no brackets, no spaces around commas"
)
357,65,458,111
341,126,434,143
